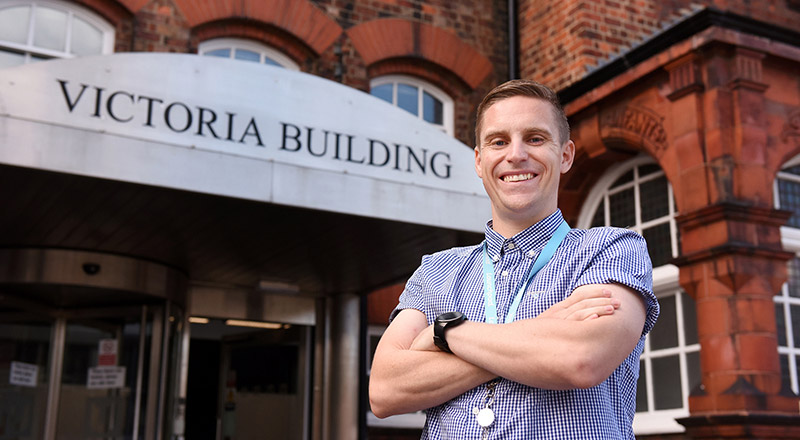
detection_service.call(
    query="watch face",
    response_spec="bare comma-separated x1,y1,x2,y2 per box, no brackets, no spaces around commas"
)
437,311,464,323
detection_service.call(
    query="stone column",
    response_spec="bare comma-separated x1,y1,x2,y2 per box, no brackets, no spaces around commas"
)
668,48,800,438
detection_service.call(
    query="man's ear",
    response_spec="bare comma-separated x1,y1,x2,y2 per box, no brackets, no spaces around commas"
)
560,140,575,174
474,146,483,178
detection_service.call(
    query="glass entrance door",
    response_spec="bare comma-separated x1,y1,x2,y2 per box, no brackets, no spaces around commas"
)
56,307,153,440
0,297,184,440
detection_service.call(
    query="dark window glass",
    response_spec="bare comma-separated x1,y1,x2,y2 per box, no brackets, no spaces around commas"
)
778,178,800,228
205,48,230,58
591,200,605,228
609,188,635,227
792,304,800,348
636,359,647,412
423,91,443,124
397,83,418,116
642,222,673,266
234,49,260,62
682,292,698,345
686,351,702,395
650,295,678,350
639,164,661,177
264,56,281,67
776,302,787,347
611,170,634,188
640,176,669,222
780,354,791,392
652,355,683,409
788,258,800,298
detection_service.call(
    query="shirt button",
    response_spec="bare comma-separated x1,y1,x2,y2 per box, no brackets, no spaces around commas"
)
501,270,509,277
507,242,515,249
527,251,535,258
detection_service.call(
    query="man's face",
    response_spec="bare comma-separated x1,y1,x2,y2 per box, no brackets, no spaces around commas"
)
474,96,574,231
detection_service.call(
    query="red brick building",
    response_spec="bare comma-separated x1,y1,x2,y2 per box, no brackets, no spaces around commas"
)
0,0,799,439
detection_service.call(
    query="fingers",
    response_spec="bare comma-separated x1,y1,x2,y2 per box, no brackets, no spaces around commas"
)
539,288,621,321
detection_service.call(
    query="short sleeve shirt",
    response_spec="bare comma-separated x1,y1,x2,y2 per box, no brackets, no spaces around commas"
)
391,210,659,439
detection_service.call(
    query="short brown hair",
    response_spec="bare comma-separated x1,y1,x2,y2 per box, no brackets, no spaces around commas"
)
474,79,570,147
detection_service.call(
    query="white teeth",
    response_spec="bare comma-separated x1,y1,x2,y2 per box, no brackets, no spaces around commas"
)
503,173,534,182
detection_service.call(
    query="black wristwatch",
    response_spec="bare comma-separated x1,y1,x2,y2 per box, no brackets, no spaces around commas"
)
433,312,467,354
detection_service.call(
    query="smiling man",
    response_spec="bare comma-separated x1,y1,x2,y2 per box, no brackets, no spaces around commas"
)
369,80,659,439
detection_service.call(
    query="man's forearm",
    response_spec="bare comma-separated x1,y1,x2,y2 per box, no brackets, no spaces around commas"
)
369,347,495,418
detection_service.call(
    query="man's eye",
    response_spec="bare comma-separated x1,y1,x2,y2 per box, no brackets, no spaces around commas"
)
489,140,507,147
528,136,545,144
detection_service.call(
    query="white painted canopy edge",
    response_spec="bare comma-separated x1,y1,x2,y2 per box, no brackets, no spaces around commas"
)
0,53,491,232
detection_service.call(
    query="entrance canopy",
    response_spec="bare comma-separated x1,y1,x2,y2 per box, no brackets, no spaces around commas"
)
0,53,489,231
0,54,489,297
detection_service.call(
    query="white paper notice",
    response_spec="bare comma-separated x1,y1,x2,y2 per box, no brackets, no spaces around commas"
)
9,361,38,387
87,366,126,389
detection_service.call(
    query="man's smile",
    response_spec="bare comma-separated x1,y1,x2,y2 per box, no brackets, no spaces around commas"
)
502,172,536,182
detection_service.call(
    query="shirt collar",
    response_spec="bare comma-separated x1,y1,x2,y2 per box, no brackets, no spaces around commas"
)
484,210,566,261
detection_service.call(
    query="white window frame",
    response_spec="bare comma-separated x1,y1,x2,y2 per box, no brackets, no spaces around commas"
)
774,153,800,395
578,154,698,435
370,74,454,136
198,37,299,71
0,0,114,63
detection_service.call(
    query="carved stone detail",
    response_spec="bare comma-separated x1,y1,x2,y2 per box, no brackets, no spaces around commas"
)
599,104,668,157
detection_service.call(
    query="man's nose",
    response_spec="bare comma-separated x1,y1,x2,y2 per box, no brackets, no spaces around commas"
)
506,138,527,161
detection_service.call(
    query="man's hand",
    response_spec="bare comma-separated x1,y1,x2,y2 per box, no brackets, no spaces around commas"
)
409,287,621,353
537,287,621,321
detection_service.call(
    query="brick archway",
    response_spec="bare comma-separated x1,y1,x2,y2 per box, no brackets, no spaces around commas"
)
172,0,342,55
347,18,492,90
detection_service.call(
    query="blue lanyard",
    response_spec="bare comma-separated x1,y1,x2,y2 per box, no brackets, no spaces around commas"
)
481,220,571,324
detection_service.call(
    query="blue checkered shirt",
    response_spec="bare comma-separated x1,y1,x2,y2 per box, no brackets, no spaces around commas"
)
392,210,659,439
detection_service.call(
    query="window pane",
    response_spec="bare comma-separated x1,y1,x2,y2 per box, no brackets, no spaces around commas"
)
397,83,419,116
776,302,788,347
234,49,259,62
636,359,647,412
686,350,702,395
33,7,67,51
792,304,800,348
610,170,633,188
0,6,30,44
609,188,635,227
779,354,791,392
371,84,392,104
0,49,25,68
642,222,673,266
778,178,800,228
639,164,661,177
652,355,683,409
204,48,230,58
788,258,800,298
423,91,443,125
640,176,669,222
263,56,281,67
70,17,102,56
591,200,605,228
649,294,677,350
682,292,698,345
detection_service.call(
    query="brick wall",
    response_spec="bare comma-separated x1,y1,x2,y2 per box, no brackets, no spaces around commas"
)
517,0,800,91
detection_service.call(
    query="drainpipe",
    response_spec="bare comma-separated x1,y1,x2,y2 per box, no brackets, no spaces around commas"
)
508,0,519,80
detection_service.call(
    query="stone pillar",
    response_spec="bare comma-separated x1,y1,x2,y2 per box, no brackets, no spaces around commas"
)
322,293,361,440
668,48,800,438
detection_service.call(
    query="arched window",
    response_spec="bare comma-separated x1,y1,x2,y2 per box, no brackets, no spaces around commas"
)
198,38,299,70
0,0,113,68
370,75,454,135
774,155,800,395
579,155,699,435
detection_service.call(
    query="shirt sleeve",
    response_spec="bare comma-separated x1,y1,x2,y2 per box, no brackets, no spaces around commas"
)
576,228,659,335
388,255,430,324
